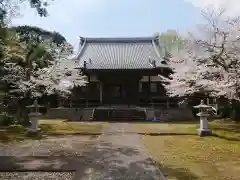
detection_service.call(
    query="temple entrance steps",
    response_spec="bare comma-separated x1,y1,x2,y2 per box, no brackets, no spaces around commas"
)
42,106,195,122
92,106,147,121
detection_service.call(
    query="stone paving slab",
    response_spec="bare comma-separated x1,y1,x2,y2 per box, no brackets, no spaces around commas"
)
73,123,166,180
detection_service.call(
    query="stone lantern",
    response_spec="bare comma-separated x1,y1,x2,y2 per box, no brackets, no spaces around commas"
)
26,99,43,135
194,100,215,136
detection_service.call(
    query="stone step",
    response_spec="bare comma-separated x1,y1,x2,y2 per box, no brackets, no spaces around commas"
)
93,108,146,121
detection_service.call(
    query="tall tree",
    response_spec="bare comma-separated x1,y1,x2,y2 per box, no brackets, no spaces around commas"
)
162,7,240,120
0,0,55,125
157,30,186,59
0,0,53,63
0,0,52,19
12,25,67,45
9,41,86,98
162,7,240,98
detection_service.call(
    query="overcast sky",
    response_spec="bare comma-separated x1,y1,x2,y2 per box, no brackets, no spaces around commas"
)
11,0,240,51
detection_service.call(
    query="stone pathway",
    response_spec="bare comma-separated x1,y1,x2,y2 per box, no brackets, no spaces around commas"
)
0,123,165,180
73,123,165,180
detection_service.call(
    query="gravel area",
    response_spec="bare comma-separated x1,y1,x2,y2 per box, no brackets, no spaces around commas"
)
0,172,74,180
0,135,96,156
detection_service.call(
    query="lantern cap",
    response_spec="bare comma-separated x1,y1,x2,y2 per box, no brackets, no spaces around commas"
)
194,100,213,109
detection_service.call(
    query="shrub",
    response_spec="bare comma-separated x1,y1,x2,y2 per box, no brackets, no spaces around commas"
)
0,113,15,126
191,107,198,118
218,104,231,118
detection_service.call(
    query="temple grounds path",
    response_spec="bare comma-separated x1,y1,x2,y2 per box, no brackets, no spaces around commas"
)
0,121,165,180
74,123,165,180
1,120,238,179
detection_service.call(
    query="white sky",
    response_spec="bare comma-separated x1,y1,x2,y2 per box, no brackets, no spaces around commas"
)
186,0,240,17
11,0,240,52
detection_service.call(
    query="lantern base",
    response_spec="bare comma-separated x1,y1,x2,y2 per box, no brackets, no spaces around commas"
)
27,128,40,136
197,129,212,137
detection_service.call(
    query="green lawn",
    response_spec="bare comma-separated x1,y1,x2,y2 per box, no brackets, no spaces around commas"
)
133,120,240,180
38,119,108,134
0,120,108,142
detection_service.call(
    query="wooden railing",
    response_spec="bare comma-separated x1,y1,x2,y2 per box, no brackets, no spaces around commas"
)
58,97,179,109
139,98,178,108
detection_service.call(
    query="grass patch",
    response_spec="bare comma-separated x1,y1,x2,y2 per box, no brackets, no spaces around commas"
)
38,119,108,134
0,124,43,143
0,120,108,143
134,120,240,180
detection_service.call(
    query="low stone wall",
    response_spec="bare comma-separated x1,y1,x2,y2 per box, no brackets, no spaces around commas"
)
41,107,194,122
146,107,194,121
41,108,83,121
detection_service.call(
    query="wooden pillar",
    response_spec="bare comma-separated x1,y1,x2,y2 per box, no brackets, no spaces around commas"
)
214,97,217,104
214,97,218,113
100,82,103,104
166,99,170,108
86,74,90,108
207,98,209,105
58,97,63,107
137,80,140,105
148,76,151,104
148,76,151,93
47,102,51,113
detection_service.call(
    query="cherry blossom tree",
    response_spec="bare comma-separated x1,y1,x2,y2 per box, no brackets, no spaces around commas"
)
18,41,87,97
160,38,218,97
3,40,87,98
163,7,240,101
192,7,240,99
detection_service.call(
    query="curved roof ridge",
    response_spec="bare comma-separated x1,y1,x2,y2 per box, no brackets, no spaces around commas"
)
79,36,159,43
151,38,162,61
76,38,87,60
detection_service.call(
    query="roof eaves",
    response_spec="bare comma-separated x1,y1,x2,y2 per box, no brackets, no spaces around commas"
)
151,38,161,59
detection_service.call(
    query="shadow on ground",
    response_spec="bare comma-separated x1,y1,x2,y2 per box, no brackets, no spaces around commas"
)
137,132,239,142
0,141,165,179
137,132,196,136
210,124,240,133
211,133,240,142
91,120,200,124
155,162,200,180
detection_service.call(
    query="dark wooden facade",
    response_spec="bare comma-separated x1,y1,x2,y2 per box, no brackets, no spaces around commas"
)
72,68,177,108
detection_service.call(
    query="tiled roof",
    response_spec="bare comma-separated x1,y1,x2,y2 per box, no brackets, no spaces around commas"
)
76,36,168,70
